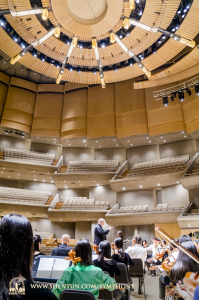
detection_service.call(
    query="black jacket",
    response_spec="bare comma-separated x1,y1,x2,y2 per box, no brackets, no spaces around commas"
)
94,224,110,245
50,244,73,256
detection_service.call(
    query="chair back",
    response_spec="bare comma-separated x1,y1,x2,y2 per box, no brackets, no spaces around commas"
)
60,289,95,300
98,289,114,300
115,263,129,284
128,259,143,278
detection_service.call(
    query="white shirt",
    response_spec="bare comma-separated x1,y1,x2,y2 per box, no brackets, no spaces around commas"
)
169,249,179,263
125,244,147,265
145,244,161,256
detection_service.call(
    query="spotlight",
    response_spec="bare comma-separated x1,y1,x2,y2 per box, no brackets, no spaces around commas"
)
101,42,106,48
195,84,199,95
119,33,123,39
21,43,25,49
129,60,133,66
13,36,18,42
171,95,174,101
77,68,81,73
152,44,156,54
69,66,73,72
114,65,118,72
56,64,59,68
185,87,191,96
162,35,166,40
171,92,177,101
163,95,169,106
93,69,96,74
0,19,5,26
33,52,37,57
178,90,184,102
79,43,83,49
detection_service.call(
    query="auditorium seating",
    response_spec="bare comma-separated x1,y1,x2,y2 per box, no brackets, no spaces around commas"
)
4,148,55,166
154,203,186,211
191,162,199,174
60,197,110,210
0,187,51,205
39,244,55,255
33,230,54,239
118,205,149,213
126,155,189,177
65,160,119,173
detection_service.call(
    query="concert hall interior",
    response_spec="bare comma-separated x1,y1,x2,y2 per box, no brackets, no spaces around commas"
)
0,0,199,299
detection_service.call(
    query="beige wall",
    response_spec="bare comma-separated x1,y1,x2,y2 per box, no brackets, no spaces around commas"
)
0,135,31,152
31,143,62,158
159,140,196,159
94,148,126,162
118,189,155,209
62,147,94,165
161,184,189,206
89,185,117,207
0,178,25,189
59,188,89,199
126,145,159,168
24,182,58,196
75,221,91,240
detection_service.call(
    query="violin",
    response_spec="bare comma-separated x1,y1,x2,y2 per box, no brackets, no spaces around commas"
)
94,244,100,255
183,272,199,291
65,249,81,265
54,238,61,247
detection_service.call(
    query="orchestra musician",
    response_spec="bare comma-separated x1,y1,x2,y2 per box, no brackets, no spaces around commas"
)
33,235,45,257
145,238,163,277
0,214,57,300
93,240,124,300
94,218,112,245
51,234,73,256
52,239,116,300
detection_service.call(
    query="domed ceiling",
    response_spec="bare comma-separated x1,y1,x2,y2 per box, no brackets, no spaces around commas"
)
0,0,198,87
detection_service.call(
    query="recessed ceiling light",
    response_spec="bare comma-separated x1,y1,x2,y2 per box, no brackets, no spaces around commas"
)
54,142,56,143
18,174,19,175
85,145,87,146
43,180,45,182
8,176,10,178
140,185,142,188
184,136,186,138
163,140,166,142
65,186,67,189
114,140,116,141
177,181,180,183
93,181,95,182
34,179,37,181
146,137,148,139
127,140,129,142
17,177,19,179
123,187,126,190
51,181,54,183
97,184,99,186
69,144,70,146
3,168,5,170
131,144,133,146
1,172,3,174
160,137,162,138
37,137,39,138
81,184,82,186
99,146,101,147
33,171,35,173
96,141,98,143
116,145,118,146
149,141,151,143
182,132,184,133
83,140,86,142
157,183,160,186
64,181,66,182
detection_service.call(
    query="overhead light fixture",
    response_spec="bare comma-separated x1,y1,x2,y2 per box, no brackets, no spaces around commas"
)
54,26,61,38
93,38,106,88
41,8,49,20
178,91,184,102
114,65,118,72
72,36,78,47
110,32,115,43
10,8,44,17
195,84,199,95
123,18,130,30
185,87,191,96
129,0,135,10
92,39,97,49
163,95,169,106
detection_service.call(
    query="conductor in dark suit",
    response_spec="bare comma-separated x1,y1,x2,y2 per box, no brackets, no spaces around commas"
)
51,234,73,256
94,218,112,245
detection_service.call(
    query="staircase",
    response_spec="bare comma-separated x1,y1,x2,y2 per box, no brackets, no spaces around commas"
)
46,196,54,205
52,158,59,166
54,202,63,209
59,166,68,173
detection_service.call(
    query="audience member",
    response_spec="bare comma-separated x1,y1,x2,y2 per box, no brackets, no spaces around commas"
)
33,235,45,257
51,234,73,256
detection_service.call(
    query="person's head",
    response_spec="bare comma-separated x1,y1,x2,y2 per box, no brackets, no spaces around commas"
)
98,218,106,227
142,240,147,247
74,239,92,266
171,241,199,282
114,237,125,261
117,231,124,241
33,235,42,252
61,234,70,245
98,240,111,266
179,235,191,244
132,234,142,245
161,239,166,246
82,237,89,242
152,238,160,245
0,214,33,298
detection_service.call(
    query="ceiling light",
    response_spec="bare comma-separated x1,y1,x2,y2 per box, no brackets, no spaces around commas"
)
42,8,48,20
99,146,101,147
178,91,184,102
149,141,151,143
177,181,180,184
43,180,45,182
160,137,162,138
96,141,98,143
54,26,61,38
116,145,118,146
123,18,130,30
114,66,118,72
129,0,135,10
195,84,199,95
184,136,187,138
97,184,99,186
93,69,96,74
101,42,106,48
110,32,115,43
163,95,169,106
51,181,54,183
157,183,160,186
3,168,5,169
185,87,191,96
34,179,36,181
163,140,166,142
69,67,73,72
123,187,126,190
140,185,142,188
131,144,133,146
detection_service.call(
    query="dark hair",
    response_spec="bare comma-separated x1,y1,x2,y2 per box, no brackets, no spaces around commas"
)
33,235,42,252
179,235,191,244
161,239,166,245
0,214,33,299
117,231,124,241
98,240,112,266
114,238,125,261
133,234,142,244
82,237,89,242
74,239,92,266
170,241,199,282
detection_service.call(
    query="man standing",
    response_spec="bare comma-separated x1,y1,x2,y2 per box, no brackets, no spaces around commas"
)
51,234,73,256
94,218,112,245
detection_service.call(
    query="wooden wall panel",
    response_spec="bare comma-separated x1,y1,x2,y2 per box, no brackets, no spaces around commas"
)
115,79,148,138
155,222,181,239
182,94,199,133
87,84,116,138
1,78,36,133
32,93,64,137
61,89,88,139
145,85,186,136
0,72,10,121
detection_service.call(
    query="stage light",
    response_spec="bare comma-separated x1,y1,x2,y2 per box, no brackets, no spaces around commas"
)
54,27,61,38
185,87,191,96
178,90,184,102
114,65,118,72
129,60,133,66
171,94,174,101
93,69,96,74
152,44,156,54
79,43,83,49
129,0,135,10
69,66,73,72
195,84,199,95
163,95,169,106
123,18,130,30
41,8,48,20
77,68,81,73
101,42,106,48
92,39,97,49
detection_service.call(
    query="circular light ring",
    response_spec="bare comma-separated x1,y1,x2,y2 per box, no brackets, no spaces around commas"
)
0,0,193,76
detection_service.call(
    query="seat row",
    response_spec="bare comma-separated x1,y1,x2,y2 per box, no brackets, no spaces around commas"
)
65,160,120,173
33,230,53,239
154,203,186,211
132,155,189,169
118,205,149,213
61,198,110,210
4,148,55,166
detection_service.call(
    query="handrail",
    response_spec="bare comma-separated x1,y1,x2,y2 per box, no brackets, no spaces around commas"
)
56,155,63,171
111,160,128,181
49,193,59,209
183,151,199,174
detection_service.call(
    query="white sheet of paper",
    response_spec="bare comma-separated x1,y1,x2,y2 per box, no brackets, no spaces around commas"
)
36,257,55,279
50,258,70,279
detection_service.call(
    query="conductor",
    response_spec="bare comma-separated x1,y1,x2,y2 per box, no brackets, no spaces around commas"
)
94,218,112,245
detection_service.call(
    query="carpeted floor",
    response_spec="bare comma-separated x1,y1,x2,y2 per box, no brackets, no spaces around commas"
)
130,273,160,299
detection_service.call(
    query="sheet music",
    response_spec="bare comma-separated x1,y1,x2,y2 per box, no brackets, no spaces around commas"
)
92,254,98,260
36,257,55,279
51,258,70,279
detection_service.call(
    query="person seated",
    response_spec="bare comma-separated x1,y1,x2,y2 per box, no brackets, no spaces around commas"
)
112,237,134,284
125,234,147,265
52,239,116,300
51,234,73,256
145,238,162,276
0,214,57,300
93,240,124,300
142,240,148,248
33,235,45,257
